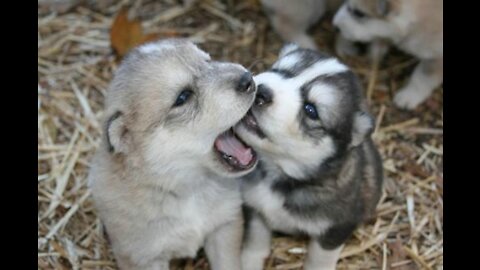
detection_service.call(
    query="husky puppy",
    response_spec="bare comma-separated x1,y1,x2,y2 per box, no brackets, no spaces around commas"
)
333,0,443,109
235,44,383,270
88,39,258,270
260,0,343,49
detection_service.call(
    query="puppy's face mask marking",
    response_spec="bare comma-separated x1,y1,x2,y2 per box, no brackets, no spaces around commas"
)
235,45,374,179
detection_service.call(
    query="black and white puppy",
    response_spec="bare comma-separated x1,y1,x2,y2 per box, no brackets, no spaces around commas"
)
235,44,383,270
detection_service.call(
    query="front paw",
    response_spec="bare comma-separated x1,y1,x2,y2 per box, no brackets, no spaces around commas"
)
335,36,361,58
241,251,268,270
393,86,429,110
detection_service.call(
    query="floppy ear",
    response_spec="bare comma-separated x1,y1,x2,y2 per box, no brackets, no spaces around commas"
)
105,111,130,154
376,0,390,17
279,43,300,57
350,111,374,147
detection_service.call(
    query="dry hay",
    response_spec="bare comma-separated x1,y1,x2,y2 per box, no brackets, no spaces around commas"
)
38,0,443,269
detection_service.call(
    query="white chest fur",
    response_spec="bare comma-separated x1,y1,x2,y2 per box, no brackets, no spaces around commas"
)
157,180,242,256
97,176,243,263
242,176,331,236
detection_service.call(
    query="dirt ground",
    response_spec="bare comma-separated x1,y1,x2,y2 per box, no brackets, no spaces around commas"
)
38,1,443,269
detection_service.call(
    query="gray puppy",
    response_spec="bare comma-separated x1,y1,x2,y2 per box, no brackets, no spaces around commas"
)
88,39,258,270
235,44,383,270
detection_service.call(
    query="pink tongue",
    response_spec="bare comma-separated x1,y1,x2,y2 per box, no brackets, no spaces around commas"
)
215,132,253,166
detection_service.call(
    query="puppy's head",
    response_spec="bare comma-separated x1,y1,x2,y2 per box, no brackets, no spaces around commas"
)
333,0,406,43
234,44,374,179
104,39,258,178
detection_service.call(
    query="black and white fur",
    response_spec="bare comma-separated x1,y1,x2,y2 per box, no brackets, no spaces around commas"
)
235,44,383,270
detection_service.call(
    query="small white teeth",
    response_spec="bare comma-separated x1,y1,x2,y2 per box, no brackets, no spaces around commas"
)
222,153,239,166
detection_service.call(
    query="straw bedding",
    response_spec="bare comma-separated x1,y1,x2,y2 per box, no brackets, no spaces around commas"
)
38,1,443,269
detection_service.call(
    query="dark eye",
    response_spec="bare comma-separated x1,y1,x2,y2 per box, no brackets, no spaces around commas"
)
349,6,367,19
174,89,193,107
304,103,319,120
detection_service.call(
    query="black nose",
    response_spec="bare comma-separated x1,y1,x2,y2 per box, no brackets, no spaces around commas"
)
254,84,272,106
237,72,255,93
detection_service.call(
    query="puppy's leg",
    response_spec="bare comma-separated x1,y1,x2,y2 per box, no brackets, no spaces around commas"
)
241,210,272,270
368,39,389,62
394,58,443,109
304,223,356,270
264,0,326,49
304,240,343,270
204,217,243,270
335,35,361,58
116,255,169,270
269,14,317,49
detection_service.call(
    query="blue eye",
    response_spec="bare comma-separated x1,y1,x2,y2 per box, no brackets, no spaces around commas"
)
174,89,193,107
304,103,319,120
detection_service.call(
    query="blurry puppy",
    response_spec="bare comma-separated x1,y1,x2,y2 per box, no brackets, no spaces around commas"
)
89,39,259,270
333,0,443,109
260,0,343,49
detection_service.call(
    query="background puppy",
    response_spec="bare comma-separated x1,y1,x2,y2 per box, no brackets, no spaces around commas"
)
234,44,383,270
88,39,258,270
260,0,343,49
333,0,443,109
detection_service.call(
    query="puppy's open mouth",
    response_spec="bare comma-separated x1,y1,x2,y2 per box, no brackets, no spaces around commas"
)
240,110,266,139
214,129,257,171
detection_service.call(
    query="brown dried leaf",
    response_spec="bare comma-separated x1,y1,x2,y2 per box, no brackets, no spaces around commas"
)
110,8,176,58
140,33,162,44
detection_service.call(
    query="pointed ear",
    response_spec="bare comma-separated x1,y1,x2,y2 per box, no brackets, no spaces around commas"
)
376,0,390,17
105,111,130,154
351,111,374,147
279,43,300,57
